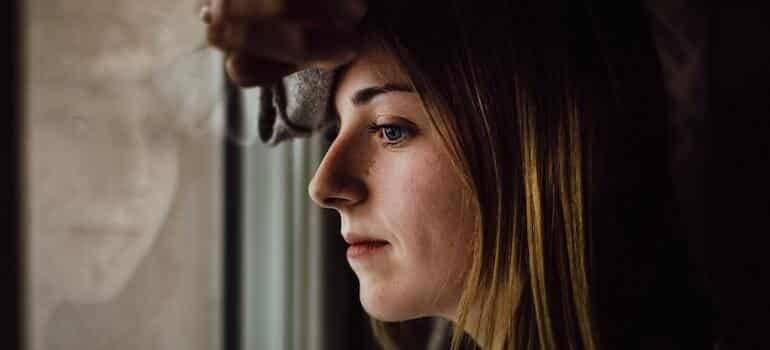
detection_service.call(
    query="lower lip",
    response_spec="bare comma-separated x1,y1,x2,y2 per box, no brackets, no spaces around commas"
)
347,241,389,259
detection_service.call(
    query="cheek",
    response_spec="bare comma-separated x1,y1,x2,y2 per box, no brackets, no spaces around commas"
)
406,174,473,272
359,152,473,320
378,152,474,285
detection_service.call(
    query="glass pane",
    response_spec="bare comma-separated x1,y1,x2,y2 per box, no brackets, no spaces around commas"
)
22,1,224,349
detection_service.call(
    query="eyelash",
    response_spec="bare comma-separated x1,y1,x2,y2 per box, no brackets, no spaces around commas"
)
366,122,414,147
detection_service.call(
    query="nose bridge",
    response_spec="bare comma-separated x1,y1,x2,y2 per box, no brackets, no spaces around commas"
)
308,131,366,208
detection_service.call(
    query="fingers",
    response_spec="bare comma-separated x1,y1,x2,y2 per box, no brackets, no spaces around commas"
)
208,19,360,70
225,52,297,87
208,0,366,25
202,0,366,87
278,0,367,24
210,0,283,21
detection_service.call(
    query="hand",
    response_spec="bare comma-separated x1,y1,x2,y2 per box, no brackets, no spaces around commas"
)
202,0,367,87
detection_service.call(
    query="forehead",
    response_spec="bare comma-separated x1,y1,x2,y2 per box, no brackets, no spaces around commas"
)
334,43,411,106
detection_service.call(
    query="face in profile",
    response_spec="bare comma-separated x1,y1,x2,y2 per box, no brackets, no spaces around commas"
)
26,0,219,303
309,44,476,322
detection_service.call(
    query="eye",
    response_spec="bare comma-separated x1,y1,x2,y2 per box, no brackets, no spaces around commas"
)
367,122,413,146
382,125,405,142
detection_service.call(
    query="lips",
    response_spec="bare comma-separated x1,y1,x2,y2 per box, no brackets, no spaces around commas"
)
343,233,388,245
343,233,390,259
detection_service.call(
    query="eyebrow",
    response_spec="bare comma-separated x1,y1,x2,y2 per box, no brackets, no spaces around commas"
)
350,83,415,106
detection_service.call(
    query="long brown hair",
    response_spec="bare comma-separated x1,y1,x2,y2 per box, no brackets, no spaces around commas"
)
359,1,709,349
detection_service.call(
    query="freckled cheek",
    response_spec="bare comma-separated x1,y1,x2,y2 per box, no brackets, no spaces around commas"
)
373,177,424,254
386,164,469,268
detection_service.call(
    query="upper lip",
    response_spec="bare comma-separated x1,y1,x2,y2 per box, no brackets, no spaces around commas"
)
342,232,389,245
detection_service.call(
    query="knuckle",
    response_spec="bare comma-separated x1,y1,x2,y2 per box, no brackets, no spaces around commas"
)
225,54,249,84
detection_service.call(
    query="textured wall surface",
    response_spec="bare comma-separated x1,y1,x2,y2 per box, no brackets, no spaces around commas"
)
23,1,223,349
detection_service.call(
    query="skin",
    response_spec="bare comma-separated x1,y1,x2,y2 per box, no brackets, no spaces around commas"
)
203,0,366,86
308,44,475,322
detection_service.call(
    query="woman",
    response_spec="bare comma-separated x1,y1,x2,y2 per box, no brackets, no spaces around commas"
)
208,0,712,348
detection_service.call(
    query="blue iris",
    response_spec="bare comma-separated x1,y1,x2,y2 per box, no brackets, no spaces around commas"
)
382,126,404,142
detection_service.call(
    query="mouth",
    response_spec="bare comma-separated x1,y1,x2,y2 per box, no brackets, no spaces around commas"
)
343,233,390,260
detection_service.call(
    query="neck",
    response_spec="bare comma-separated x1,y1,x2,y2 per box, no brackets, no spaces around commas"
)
435,300,486,349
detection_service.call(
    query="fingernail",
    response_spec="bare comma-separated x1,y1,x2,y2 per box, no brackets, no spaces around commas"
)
200,5,212,23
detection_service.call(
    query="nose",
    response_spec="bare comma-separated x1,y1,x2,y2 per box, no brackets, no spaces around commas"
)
308,133,367,210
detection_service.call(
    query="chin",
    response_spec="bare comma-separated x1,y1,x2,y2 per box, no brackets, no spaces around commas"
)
66,262,135,303
360,300,410,322
358,282,424,322
63,225,159,304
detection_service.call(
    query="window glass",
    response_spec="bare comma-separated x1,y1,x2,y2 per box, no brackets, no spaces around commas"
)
23,1,224,349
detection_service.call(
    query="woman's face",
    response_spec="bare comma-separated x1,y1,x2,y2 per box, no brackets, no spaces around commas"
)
27,0,219,303
309,45,475,321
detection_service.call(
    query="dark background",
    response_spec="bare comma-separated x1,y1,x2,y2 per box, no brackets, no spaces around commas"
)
706,5,770,349
4,0,22,348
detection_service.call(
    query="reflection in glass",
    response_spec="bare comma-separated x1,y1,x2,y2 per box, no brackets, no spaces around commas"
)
24,1,223,349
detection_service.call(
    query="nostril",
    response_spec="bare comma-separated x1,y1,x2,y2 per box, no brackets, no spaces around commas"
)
322,196,351,208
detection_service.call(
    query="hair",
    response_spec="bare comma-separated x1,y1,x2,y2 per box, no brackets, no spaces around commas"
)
358,1,712,349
